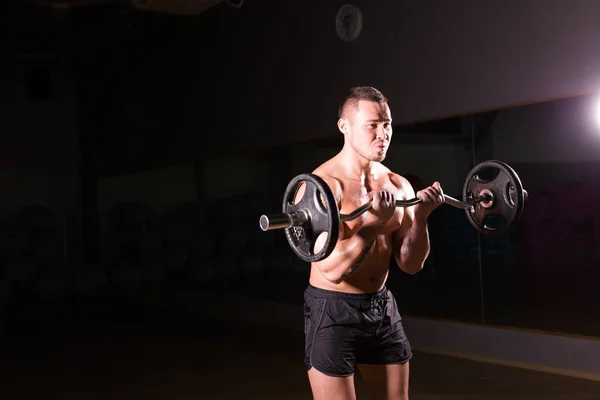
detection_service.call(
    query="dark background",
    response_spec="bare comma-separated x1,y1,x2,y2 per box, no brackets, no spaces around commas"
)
2,0,600,340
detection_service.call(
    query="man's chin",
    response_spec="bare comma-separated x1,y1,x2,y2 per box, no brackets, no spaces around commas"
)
370,152,386,162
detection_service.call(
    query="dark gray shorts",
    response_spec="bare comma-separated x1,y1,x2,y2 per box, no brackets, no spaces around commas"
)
303,284,412,377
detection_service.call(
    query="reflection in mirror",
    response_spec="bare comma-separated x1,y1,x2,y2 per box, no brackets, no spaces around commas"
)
472,93,600,337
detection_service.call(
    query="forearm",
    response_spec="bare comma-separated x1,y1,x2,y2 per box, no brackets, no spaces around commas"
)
314,225,379,284
397,218,430,274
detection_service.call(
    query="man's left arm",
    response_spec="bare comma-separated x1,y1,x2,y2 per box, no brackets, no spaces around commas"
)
391,176,431,275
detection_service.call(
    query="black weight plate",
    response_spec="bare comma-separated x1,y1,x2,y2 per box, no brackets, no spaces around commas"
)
282,174,340,263
462,160,526,235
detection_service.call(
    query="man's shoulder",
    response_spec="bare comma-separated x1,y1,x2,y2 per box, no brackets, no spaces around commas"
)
388,171,411,187
312,167,342,190
379,165,414,196
376,163,409,186
311,161,344,198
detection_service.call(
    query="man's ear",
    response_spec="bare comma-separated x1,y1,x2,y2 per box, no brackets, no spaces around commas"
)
337,117,348,134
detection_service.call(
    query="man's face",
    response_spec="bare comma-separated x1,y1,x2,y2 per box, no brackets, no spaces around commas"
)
339,99,393,163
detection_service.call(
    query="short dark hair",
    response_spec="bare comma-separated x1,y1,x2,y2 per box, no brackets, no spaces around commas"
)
338,86,388,119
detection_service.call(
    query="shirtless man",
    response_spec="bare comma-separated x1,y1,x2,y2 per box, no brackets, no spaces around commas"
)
302,86,444,400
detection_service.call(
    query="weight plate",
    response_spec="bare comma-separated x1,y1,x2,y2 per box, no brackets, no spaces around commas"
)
462,160,526,235
282,174,340,263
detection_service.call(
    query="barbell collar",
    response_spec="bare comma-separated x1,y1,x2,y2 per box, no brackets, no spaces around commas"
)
259,210,308,231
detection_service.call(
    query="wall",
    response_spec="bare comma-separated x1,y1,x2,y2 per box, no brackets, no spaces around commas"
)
92,0,600,171
203,153,272,201
97,164,198,242
0,64,81,248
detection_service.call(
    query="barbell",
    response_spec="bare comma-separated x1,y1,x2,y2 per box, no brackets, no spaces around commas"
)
259,160,528,263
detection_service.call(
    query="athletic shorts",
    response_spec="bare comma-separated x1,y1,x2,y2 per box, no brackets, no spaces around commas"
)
303,284,412,377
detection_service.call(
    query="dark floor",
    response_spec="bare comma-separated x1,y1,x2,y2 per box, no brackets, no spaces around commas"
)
1,295,600,400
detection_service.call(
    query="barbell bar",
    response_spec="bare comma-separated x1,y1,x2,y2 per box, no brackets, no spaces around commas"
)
259,193,504,232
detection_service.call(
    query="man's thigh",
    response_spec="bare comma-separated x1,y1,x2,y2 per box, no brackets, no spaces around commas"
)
307,367,356,400
357,362,409,400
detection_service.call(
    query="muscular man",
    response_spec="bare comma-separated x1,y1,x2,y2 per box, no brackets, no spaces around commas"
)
301,86,444,400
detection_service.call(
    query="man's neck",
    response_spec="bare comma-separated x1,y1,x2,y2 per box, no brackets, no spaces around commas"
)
338,146,379,182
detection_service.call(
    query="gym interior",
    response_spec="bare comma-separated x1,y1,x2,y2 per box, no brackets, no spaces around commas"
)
2,0,600,398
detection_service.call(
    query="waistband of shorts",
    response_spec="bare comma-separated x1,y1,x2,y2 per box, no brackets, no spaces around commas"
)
305,284,388,300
